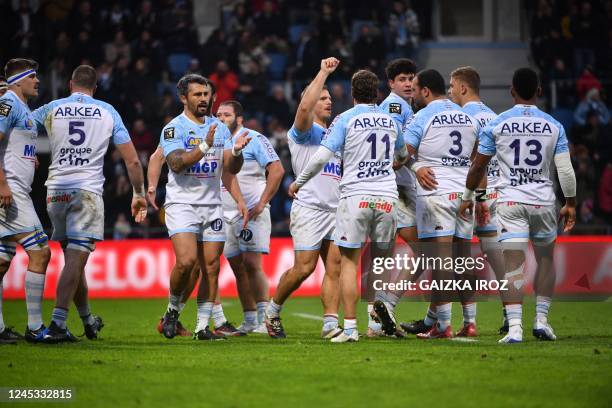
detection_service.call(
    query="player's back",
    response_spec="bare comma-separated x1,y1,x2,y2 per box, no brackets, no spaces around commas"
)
322,104,402,199
33,92,130,195
405,99,479,196
479,104,568,206
287,122,341,211
0,90,37,193
462,101,500,190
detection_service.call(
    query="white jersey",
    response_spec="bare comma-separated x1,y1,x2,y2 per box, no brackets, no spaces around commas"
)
33,92,131,195
379,91,415,193
160,113,232,206
288,122,340,211
462,101,500,190
322,104,404,199
404,99,479,196
221,126,280,221
0,90,38,193
478,104,569,206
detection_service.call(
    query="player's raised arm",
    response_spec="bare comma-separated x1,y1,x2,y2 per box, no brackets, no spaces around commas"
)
115,140,147,222
294,57,339,132
146,146,165,210
224,129,251,174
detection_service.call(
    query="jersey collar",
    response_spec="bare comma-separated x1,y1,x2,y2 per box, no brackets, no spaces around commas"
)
5,90,28,108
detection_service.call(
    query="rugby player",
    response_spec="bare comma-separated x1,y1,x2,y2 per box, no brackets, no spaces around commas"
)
459,67,576,343
264,58,343,339
290,69,408,342
32,65,147,342
0,59,50,343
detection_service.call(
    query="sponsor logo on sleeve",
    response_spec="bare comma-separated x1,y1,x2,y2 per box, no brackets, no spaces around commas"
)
163,127,175,140
0,102,12,117
389,103,402,114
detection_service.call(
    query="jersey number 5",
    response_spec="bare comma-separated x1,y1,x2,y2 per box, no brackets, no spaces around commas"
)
69,121,86,146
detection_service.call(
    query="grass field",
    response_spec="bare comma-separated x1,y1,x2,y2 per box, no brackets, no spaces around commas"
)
1,298,611,408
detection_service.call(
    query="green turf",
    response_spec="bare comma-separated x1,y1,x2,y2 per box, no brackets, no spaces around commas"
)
1,298,611,408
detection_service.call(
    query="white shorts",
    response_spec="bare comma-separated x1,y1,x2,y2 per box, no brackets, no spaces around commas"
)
224,207,271,258
334,195,397,248
397,186,416,229
497,202,557,243
47,189,104,241
165,204,225,242
416,193,474,240
474,189,499,235
290,202,335,251
0,189,44,239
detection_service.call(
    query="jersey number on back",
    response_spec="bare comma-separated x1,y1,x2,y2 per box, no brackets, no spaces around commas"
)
509,139,542,166
366,133,390,160
69,121,86,146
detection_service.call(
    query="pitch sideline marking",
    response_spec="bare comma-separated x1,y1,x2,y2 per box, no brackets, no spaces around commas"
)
450,337,479,343
292,313,325,321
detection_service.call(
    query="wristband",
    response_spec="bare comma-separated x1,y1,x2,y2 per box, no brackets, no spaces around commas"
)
462,189,475,201
475,189,487,202
198,141,211,154
231,146,242,157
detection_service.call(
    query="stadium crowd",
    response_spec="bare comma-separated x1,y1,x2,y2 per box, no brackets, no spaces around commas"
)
0,0,609,236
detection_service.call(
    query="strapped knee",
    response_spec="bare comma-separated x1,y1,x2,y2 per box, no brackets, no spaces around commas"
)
18,229,49,252
0,241,16,262
66,237,96,253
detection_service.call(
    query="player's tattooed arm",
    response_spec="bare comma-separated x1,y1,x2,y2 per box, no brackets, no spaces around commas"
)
294,57,340,132
166,147,206,173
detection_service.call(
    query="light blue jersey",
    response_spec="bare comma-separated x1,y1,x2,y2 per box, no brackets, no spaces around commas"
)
288,122,341,211
0,90,38,193
478,104,569,206
322,104,404,199
222,126,280,220
160,113,232,206
380,91,415,191
33,92,130,195
462,101,500,190
404,99,480,196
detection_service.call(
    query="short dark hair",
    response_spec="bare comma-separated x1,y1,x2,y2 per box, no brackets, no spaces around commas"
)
71,65,97,89
176,74,215,97
512,67,539,100
351,70,379,103
385,58,417,81
415,69,446,96
4,58,38,78
220,100,244,117
450,66,480,94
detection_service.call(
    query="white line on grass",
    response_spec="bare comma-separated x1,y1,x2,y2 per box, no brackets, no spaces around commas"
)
450,337,479,343
292,313,325,321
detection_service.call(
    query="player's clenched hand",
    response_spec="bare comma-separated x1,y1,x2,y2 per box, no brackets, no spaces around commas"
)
205,123,217,147
288,182,299,198
559,204,576,232
0,182,13,209
131,196,148,223
475,201,490,227
416,167,437,190
249,201,265,221
238,200,250,229
233,131,251,153
146,186,159,211
458,199,474,221
321,57,340,74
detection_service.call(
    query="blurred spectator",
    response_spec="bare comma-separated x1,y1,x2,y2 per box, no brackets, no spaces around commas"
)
330,83,352,118
238,59,268,117
576,66,602,100
264,84,291,127
134,0,158,35
318,2,344,47
200,29,231,75
599,162,612,223
105,30,131,64
570,1,600,74
254,0,286,39
237,31,271,75
574,88,610,126
292,28,323,80
209,60,240,112
130,118,155,159
353,25,385,70
387,0,420,59
113,213,132,240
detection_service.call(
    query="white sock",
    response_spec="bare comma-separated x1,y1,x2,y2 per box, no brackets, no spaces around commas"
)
462,303,476,325
196,301,214,332
25,271,45,330
436,303,452,331
323,314,338,331
167,293,181,313
212,303,227,328
52,307,68,330
344,318,357,334
77,303,95,326
256,301,268,324
0,283,4,333
424,306,437,326
244,310,257,325
266,300,282,319
367,303,375,325
535,296,551,322
505,304,522,327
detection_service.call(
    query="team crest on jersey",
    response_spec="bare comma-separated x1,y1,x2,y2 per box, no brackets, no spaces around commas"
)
389,103,402,114
0,103,11,117
164,127,175,140
24,118,34,130
211,218,223,232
